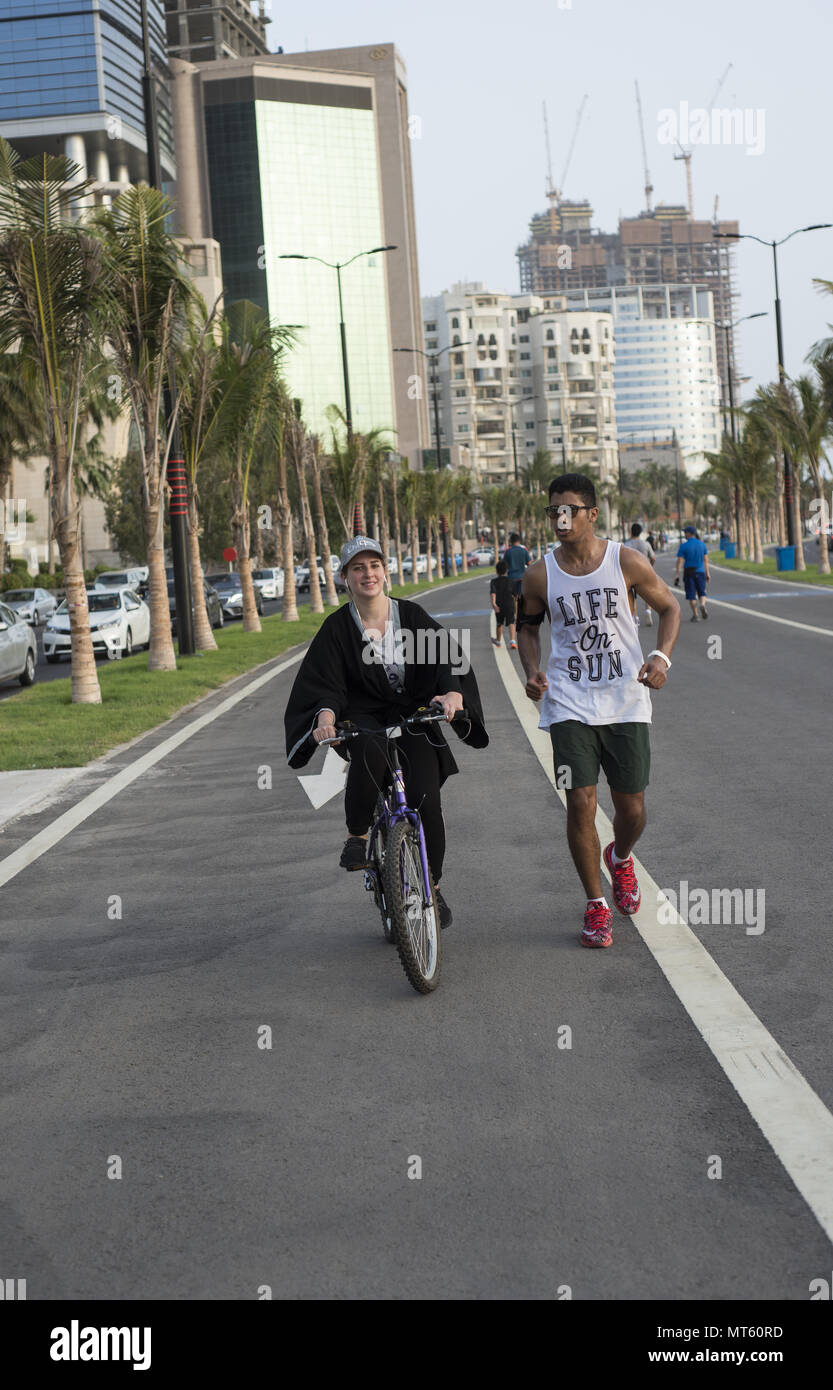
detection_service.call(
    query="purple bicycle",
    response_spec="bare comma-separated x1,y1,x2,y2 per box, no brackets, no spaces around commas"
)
319,706,463,994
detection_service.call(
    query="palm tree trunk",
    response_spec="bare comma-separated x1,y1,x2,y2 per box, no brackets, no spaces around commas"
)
750,485,764,564
425,514,434,584
409,503,418,586
308,439,338,605
289,426,322,615
774,459,786,547
434,516,443,577
278,441,298,622
145,503,176,670
187,489,217,652
53,456,101,703
377,472,390,577
390,463,404,588
809,469,831,574
790,474,806,570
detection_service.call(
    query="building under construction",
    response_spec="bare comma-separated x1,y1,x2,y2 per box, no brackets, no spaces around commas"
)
517,202,739,393
164,0,270,64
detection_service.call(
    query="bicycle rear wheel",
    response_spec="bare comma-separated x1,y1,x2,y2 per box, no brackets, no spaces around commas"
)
383,818,442,994
367,795,395,943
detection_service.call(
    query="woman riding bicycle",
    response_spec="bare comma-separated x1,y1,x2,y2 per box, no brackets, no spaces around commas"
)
285,536,488,928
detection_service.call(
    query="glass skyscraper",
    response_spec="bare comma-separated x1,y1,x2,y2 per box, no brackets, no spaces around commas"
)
199,65,395,442
0,0,173,185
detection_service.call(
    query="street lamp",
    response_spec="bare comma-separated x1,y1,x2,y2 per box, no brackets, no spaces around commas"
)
715,224,832,546
279,246,397,438
393,343,471,473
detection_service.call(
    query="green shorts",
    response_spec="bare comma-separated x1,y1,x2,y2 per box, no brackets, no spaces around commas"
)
548,720,651,794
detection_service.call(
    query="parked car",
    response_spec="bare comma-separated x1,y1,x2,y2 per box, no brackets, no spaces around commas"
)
205,572,263,619
387,555,399,575
168,578,224,632
43,588,150,661
251,566,285,600
2,586,57,625
0,599,37,687
401,553,437,575
93,567,146,591
469,547,495,567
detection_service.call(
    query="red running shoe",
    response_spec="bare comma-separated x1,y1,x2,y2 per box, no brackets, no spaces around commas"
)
581,901,613,948
603,842,641,915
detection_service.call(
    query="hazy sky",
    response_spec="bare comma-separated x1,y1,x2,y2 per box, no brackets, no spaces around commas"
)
272,0,833,395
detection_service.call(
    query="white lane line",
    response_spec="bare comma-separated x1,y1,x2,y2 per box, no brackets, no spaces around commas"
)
0,652,305,892
493,624,833,1246
706,597,833,636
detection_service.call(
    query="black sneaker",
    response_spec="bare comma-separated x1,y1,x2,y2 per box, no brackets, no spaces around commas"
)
435,889,452,929
339,836,369,871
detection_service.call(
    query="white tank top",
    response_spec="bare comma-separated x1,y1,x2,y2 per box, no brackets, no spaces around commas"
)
538,541,652,728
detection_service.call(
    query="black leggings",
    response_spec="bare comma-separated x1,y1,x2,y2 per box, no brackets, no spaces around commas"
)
344,725,446,880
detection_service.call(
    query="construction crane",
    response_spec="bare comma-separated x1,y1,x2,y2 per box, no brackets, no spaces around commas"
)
557,94,589,205
674,63,734,218
634,80,653,213
543,101,556,208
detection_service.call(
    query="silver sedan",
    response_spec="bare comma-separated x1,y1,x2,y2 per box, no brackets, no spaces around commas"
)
0,598,37,688
2,586,57,625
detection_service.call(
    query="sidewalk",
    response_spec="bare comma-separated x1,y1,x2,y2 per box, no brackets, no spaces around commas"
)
0,767,86,834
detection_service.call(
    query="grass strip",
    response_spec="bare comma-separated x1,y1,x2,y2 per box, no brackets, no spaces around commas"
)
709,551,833,586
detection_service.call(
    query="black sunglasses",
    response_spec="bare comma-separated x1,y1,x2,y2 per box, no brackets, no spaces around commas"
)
546,503,595,519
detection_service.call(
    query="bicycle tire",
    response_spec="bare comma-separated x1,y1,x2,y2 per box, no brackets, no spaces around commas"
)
369,795,395,943
383,817,442,994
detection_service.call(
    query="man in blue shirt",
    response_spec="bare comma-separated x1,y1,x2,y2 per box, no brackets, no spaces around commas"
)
503,531,531,601
674,524,711,621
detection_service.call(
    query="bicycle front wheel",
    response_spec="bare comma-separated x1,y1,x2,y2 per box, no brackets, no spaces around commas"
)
383,818,442,994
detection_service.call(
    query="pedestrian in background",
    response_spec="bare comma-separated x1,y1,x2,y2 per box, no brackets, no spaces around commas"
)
503,531,531,608
623,523,656,627
674,524,710,621
490,558,517,648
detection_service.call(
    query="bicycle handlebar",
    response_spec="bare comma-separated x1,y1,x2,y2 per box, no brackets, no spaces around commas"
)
316,705,468,747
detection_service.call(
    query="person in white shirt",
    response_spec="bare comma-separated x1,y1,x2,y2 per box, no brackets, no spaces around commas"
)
517,474,681,949
623,523,656,627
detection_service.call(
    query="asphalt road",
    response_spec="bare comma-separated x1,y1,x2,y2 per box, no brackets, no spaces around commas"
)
0,556,830,1299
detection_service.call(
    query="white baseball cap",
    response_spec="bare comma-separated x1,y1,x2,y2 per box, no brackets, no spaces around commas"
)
339,535,384,571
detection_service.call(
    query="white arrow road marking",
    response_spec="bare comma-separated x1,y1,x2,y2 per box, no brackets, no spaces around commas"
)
492,616,833,1246
297,746,347,808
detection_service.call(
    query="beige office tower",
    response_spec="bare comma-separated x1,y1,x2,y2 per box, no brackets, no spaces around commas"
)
170,43,428,468
517,202,739,399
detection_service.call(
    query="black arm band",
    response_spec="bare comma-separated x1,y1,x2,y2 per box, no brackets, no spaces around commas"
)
516,599,546,629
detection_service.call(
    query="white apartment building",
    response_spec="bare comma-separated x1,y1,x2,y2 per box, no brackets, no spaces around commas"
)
421,284,618,488
563,284,721,476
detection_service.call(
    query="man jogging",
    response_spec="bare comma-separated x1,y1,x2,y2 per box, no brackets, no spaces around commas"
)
623,522,656,627
675,524,710,620
517,473,681,948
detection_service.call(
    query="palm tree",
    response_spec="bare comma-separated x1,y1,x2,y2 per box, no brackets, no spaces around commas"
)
275,394,298,623
387,452,405,584
479,485,503,555
306,433,338,605
176,301,225,651
399,468,420,578
521,447,553,495
0,349,42,571
418,469,441,584
95,183,195,669
446,468,473,572
285,402,323,616
754,376,830,572
0,138,108,702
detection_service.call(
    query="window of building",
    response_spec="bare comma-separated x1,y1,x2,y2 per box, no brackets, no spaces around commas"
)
520,352,531,360
520,334,530,343
546,328,555,341
425,322,437,332
453,353,463,365
452,335,461,346
455,388,466,398
547,347,557,359
451,317,460,328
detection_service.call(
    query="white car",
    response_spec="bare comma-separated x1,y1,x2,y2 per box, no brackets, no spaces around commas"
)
469,547,496,567
251,566,285,600
43,588,150,662
387,555,399,575
0,598,37,687
93,567,146,591
2,586,58,625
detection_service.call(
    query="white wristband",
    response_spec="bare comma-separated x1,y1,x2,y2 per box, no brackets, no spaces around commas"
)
647,649,671,670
